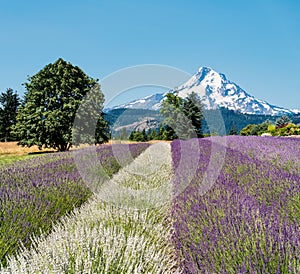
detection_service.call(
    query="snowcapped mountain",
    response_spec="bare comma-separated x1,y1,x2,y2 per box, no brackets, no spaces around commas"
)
110,93,164,111
110,67,298,116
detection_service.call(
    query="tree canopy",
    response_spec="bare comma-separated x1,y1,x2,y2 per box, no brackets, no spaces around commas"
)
228,121,239,135
0,88,20,142
160,92,203,139
275,114,292,128
240,124,256,136
13,58,108,151
129,129,148,142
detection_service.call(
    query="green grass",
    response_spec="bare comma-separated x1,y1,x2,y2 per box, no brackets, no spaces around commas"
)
0,155,36,168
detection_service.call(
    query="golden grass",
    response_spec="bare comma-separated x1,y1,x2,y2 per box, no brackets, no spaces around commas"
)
0,140,171,157
0,142,54,157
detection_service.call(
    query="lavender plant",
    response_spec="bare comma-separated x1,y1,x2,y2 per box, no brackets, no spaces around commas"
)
2,136,299,273
2,143,179,273
0,143,148,267
171,137,300,273
224,136,300,174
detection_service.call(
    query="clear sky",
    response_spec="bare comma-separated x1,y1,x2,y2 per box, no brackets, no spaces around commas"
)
0,0,299,109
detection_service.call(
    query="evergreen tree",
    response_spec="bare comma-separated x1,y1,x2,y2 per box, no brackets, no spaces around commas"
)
128,130,147,142
228,122,238,135
160,93,182,138
142,129,148,141
0,88,20,142
160,92,204,140
128,131,135,141
275,114,292,128
148,128,158,140
157,124,165,140
183,92,204,138
95,112,110,144
162,125,177,140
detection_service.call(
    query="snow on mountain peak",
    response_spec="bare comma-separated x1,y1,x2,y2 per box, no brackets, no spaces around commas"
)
110,66,298,116
183,67,221,90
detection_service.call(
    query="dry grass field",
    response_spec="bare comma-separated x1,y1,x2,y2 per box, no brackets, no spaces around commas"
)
0,142,54,156
0,142,56,166
0,140,170,167
0,141,125,156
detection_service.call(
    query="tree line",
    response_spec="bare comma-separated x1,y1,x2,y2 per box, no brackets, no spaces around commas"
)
125,92,204,142
240,115,300,136
0,58,205,149
0,58,109,151
1,58,298,149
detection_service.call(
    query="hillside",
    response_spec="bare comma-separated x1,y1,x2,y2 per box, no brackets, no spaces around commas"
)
104,108,284,135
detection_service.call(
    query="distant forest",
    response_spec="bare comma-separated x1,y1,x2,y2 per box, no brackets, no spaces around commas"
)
105,107,299,135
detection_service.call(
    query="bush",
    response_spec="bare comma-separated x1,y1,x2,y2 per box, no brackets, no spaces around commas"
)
277,123,300,136
267,124,276,135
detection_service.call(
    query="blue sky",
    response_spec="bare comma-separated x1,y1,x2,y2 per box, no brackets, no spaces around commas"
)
0,0,299,109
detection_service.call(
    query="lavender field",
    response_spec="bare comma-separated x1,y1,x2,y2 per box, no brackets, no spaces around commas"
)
0,143,149,267
171,137,300,273
2,143,176,273
0,137,299,273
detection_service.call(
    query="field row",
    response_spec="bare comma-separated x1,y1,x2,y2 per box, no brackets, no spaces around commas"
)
2,142,177,273
171,137,300,273
0,143,149,268
0,137,299,273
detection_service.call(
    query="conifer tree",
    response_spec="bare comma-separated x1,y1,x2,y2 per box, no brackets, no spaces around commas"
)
0,88,20,142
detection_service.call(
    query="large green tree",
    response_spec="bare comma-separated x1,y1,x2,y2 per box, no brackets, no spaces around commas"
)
160,93,181,139
13,58,108,151
72,83,109,146
0,88,20,142
160,92,203,139
182,92,204,138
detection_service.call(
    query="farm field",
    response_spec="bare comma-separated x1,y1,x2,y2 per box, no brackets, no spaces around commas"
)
0,142,55,156
171,137,300,273
0,137,299,273
0,142,54,168
0,141,154,168
0,143,149,268
2,142,176,273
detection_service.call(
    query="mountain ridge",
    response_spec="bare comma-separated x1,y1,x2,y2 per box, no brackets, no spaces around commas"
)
109,66,299,116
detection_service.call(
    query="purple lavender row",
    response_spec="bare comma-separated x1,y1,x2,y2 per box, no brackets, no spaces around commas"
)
0,143,149,267
223,136,300,174
171,137,300,273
